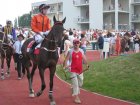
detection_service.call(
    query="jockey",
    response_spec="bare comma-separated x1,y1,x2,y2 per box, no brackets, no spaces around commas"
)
30,4,51,53
2,20,16,43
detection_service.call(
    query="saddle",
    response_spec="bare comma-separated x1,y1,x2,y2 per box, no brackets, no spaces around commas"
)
27,41,40,55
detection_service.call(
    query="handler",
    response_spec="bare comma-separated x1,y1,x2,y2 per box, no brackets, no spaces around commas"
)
63,39,89,104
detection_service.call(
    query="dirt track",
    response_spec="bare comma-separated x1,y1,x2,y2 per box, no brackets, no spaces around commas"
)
0,51,135,105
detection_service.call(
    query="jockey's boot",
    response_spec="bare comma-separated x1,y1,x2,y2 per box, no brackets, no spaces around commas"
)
29,42,38,54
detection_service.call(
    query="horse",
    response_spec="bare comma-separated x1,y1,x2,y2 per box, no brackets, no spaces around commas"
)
22,16,66,105
0,31,13,80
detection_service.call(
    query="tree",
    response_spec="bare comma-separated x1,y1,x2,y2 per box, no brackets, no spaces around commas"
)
18,12,31,28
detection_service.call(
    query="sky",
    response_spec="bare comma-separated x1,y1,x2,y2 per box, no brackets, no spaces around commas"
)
0,0,42,26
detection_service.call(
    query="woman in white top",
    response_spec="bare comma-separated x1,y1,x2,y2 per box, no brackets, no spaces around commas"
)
103,33,111,59
80,33,89,54
64,35,72,56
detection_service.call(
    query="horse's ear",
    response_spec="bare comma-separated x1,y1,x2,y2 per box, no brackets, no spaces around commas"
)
53,16,57,23
62,17,66,24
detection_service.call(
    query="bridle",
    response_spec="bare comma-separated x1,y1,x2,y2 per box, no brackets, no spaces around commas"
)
41,22,64,52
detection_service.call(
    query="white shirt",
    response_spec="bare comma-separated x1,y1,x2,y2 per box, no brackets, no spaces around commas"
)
110,36,116,44
64,40,72,51
69,35,76,46
13,40,25,54
103,37,110,52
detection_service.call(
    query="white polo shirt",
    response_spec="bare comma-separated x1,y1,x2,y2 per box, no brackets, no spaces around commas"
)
13,40,25,54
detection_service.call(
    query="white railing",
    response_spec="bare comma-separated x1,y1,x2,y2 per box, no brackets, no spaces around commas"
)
118,24,129,30
103,24,129,30
133,0,140,3
103,24,115,30
132,14,140,21
76,17,89,23
73,0,89,6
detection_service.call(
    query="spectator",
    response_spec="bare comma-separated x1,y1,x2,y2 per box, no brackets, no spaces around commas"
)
134,35,140,53
115,33,121,55
103,33,111,59
80,34,90,54
110,34,116,55
97,32,104,59
13,34,25,80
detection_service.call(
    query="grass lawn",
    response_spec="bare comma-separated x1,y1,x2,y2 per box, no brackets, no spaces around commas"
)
56,53,140,104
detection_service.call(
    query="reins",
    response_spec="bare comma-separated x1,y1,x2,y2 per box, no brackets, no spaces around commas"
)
41,22,63,53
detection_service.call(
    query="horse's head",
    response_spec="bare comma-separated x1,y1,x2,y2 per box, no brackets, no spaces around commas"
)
46,16,66,45
0,32,4,42
0,31,10,44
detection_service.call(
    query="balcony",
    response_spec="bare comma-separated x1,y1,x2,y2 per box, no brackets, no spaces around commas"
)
133,0,140,3
118,24,129,30
103,4,129,13
75,17,89,23
48,5,63,14
73,0,89,7
132,0,140,5
131,14,140,22
103,24,115,30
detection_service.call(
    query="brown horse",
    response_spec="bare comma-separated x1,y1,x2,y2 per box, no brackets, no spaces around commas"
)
0,31,13,80
22,16,66,105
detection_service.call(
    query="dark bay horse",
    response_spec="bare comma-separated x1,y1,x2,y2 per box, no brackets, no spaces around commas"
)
0,31,13,80
22,16,66,105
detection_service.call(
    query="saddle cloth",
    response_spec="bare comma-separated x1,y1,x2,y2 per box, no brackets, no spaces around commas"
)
27,41,40,55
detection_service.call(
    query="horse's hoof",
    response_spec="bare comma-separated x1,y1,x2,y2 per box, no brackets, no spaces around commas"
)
35,91,42,97
50,101,56,105
29,93,35,98
6,74,10,78
1,76,5,80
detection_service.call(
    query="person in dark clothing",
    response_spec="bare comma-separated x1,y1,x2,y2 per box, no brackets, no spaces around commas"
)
69,28,73,35
134,35,140,53
13,34,25,80
131,30,136,36
97,32,104,59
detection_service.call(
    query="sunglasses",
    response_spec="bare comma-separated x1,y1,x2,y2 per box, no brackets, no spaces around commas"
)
73,41,80,44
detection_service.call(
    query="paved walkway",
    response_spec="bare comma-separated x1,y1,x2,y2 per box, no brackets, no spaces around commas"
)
0,51,136,105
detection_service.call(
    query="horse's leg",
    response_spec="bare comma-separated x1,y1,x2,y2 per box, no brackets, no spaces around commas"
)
1,56,5,80
48,66,56,105
36,68,46,97
31,62,37,84
25,66,35,97
5,55,12,77
27,62,37,97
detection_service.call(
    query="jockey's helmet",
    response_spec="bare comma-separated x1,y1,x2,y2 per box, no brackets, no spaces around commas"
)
39,4,50,12
6,20,12,25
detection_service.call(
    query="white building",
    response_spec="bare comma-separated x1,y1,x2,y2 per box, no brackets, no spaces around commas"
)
31,0,140,31
131,0,140,31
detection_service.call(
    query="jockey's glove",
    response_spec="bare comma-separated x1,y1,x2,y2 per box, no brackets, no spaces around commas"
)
43,30,50,36
39,32,44,36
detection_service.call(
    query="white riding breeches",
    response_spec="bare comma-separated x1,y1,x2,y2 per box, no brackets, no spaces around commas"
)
34,34,44,44
7,34,13,39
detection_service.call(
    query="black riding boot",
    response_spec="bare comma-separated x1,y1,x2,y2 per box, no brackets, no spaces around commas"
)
29,42,38,54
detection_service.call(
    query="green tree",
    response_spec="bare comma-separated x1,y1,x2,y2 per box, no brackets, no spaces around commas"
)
18,12,31,28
